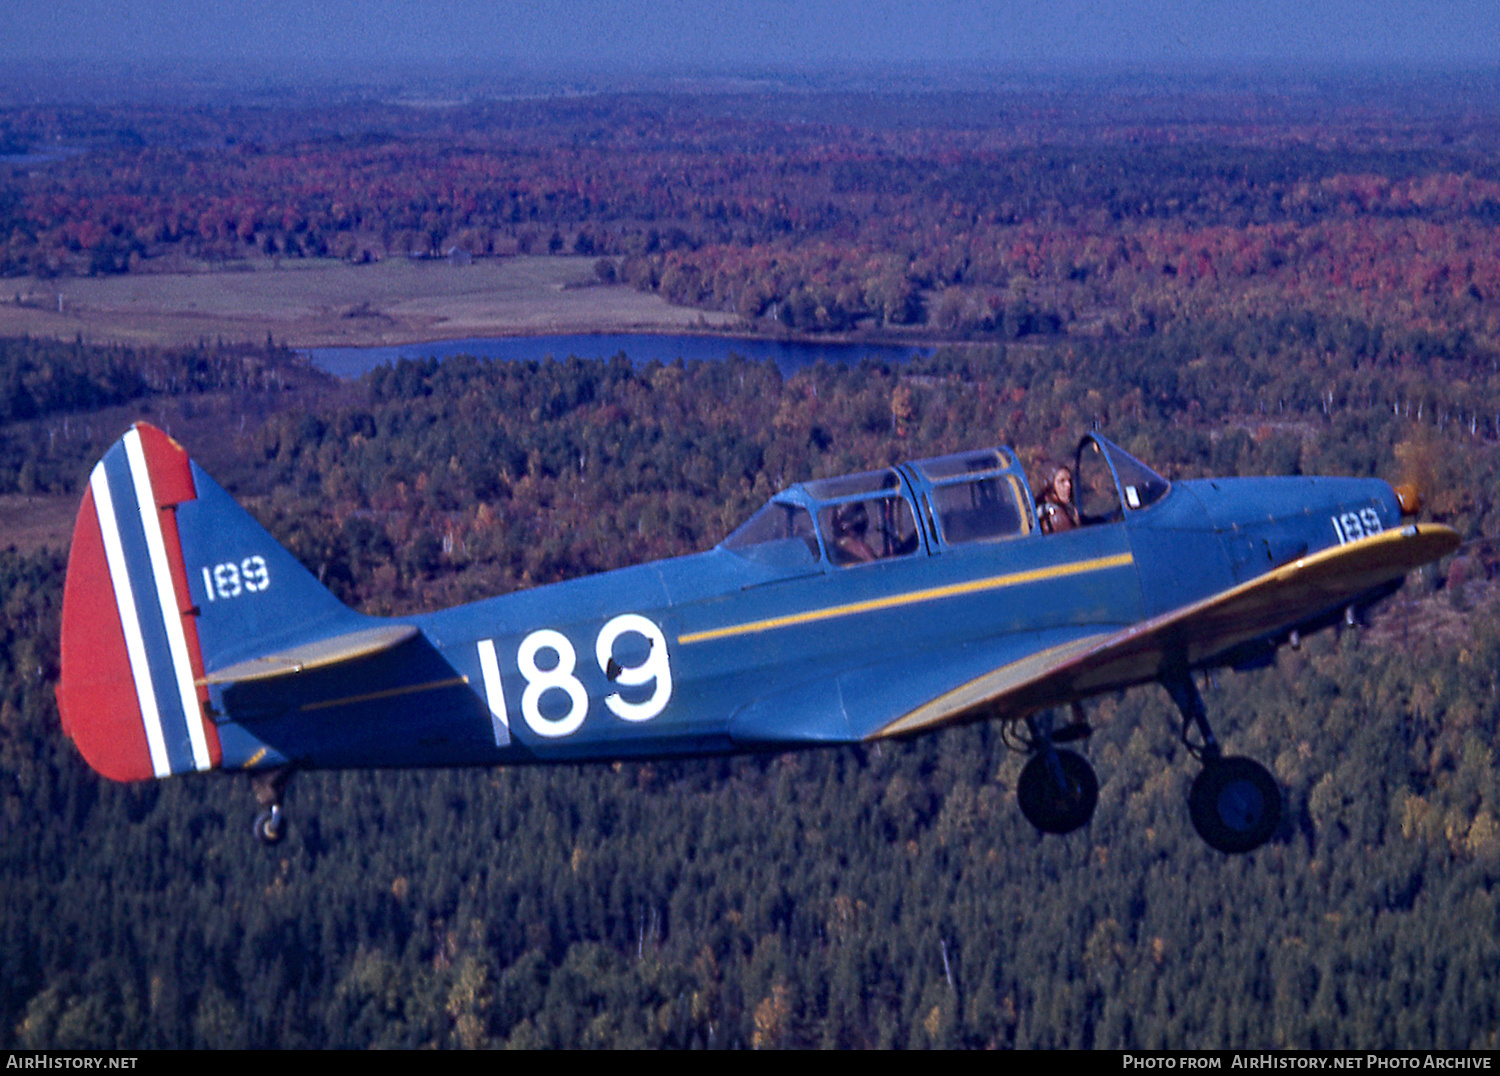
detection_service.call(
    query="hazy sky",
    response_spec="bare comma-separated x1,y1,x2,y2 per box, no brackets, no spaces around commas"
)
6,0,1499,71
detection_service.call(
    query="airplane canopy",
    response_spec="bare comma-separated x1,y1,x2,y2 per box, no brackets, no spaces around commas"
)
722,444,1052,568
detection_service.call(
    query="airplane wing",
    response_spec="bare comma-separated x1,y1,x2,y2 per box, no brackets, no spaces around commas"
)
871,522,1459,740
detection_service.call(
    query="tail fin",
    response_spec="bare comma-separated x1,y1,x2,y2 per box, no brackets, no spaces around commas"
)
58,423,357,781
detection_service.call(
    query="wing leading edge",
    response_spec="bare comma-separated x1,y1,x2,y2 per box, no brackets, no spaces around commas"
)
873,522,1460,740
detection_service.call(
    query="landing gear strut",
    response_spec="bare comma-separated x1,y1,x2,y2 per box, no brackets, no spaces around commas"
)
1014,706,1098,835
251,768,292,846
1164,672,1281,854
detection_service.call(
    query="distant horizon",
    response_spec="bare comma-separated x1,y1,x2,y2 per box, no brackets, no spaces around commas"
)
12,51,1500,77
7,2,1500,79
7,53,1500,108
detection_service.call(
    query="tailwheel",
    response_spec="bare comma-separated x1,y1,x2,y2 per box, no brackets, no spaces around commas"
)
1017,749,1099,835
1188,757,1281,854
250,767,292,847
253,805,285,846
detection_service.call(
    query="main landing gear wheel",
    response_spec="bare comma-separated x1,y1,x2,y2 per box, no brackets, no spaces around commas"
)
1188,757,1281,854
1164,671,1281,853
1018,749,1099,835
253,805,285,845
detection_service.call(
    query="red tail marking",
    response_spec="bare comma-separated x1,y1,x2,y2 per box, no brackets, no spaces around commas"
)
57,484,157,781
131,424,195,505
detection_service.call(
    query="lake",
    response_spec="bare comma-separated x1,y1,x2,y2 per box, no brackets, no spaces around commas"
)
304,332,933,379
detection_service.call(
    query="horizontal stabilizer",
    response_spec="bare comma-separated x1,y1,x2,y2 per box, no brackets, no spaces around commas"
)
200,624,419,684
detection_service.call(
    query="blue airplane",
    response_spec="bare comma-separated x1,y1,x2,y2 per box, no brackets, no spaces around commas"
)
57,423,1458,853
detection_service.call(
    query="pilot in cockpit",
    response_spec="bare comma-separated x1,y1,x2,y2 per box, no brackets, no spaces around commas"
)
1037,466,1080,534
830,501,880,563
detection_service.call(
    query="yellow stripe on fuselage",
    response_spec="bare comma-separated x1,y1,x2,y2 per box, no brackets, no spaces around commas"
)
677,551,1134,646
300,676,469,713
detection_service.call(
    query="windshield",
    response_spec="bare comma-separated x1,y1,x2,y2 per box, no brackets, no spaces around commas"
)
1076,434,1170,522
722,499,820,567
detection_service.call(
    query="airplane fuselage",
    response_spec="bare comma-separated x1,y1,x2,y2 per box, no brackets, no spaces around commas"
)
58,425,1455,851
206,462,1403,774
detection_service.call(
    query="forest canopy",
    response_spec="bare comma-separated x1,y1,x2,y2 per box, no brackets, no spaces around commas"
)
2,325,1497,1049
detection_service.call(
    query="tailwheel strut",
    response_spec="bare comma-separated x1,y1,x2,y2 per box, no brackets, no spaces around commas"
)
1015,706,1098,836
251,767,292,846
1163,672,1281,854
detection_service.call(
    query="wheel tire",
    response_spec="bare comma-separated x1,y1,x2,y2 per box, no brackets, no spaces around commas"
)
1017,749,1099,835
1188,757,1281,854
253,807,285,846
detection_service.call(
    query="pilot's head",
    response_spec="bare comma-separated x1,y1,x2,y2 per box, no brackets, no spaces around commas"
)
833,501,869,536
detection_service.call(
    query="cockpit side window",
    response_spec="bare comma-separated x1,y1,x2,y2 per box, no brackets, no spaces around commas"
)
929,474,1030,544
819,494,920,567
904,448,1035,549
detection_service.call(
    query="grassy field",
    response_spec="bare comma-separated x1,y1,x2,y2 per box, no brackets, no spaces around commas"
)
0,256,739,349
0,493,76,553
